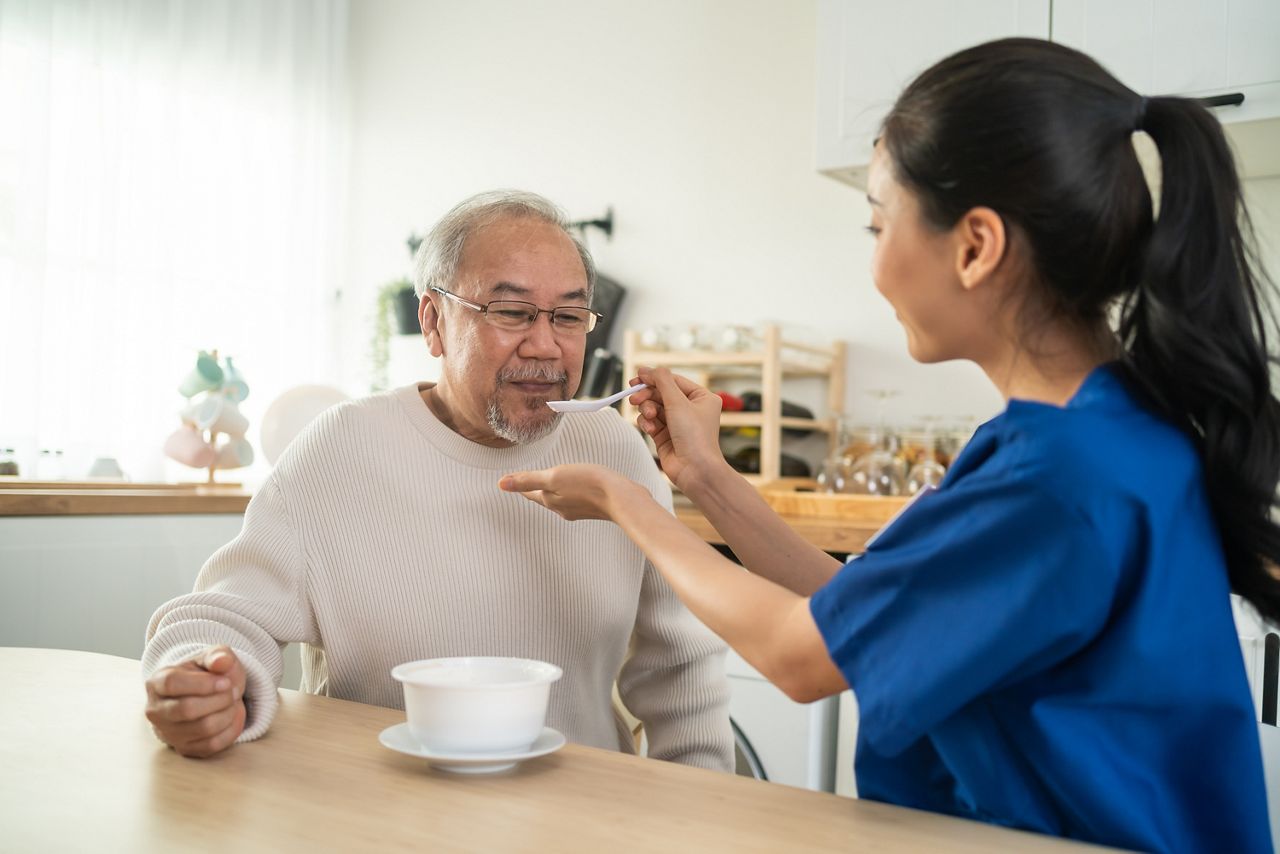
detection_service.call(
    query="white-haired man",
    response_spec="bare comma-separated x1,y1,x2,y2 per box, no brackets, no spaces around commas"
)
142,190,734,770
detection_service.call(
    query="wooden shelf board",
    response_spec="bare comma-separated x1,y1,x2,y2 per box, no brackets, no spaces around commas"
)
0,483,252,516
719,414,835,432
757,490,907,524
673,488,907,553
632,352,832,376
0,478,243,491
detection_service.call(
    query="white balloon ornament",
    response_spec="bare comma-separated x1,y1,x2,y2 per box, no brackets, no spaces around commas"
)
260,385,349,466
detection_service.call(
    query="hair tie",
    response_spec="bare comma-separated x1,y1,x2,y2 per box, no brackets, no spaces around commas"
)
1135,96,1150,132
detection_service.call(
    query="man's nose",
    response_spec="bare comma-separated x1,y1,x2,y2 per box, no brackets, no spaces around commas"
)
517,312,562,357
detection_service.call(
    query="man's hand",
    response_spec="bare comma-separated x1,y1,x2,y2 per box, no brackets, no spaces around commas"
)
145,645,247,758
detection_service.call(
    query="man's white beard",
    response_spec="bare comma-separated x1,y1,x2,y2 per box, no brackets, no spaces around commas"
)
488,364,569,444
487,398,561,444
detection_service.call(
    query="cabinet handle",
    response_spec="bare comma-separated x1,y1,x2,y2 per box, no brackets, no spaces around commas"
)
1196,93,1245,109
1264,632,1279,726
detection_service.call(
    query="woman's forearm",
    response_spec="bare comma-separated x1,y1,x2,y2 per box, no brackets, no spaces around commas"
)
681,461,844,596
610,483,847,701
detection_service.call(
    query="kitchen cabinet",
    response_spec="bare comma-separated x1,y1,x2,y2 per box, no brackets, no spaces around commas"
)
816,0,1280,187
1051,0,1280,178
835,690,860,798
1052,0,1280,126
726,648,842,793
622,325,845,487
0,483,304,690
815,0,1051,189
0,512,244,659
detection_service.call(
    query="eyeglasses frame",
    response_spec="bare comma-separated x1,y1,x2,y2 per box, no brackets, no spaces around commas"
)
429,285,603,334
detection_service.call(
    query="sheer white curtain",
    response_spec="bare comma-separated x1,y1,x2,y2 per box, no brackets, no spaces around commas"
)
0,0,347,481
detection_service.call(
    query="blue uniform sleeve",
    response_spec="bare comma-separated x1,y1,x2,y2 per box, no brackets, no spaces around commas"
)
810,477,1121,757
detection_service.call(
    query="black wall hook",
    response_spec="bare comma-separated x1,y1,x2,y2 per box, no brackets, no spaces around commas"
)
570,207,614,241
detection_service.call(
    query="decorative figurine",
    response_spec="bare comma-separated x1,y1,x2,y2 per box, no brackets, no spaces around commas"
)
163,349,254,482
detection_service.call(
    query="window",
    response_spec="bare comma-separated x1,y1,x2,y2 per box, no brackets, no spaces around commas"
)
0,0,348,482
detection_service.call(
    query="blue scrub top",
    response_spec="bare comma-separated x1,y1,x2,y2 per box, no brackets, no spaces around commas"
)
810,364,1271,853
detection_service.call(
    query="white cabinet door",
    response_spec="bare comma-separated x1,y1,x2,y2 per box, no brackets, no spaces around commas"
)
815,0,1050,188
0,513,306,689
1052,0,1280,125
725,649,839,792
834,689,859,798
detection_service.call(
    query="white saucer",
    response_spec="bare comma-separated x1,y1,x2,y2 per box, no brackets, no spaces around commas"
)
378,723,566,774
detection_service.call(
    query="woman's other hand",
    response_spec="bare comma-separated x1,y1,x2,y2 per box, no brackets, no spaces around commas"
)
630,367,726,493
499,464,641,522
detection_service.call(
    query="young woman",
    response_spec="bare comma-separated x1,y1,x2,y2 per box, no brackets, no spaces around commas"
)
500,38,1278,852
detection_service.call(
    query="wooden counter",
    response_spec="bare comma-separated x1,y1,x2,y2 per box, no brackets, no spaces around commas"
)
675,502,880,554
1,478,904,553
676,490,905,554
0,479,252,516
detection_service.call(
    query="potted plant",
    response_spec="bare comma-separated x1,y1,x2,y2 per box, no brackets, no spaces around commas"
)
369,234,425,391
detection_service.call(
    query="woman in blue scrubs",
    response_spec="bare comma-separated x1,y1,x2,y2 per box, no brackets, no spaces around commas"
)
500,38,1278,852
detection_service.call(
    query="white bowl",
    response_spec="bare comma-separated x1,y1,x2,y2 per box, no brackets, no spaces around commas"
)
391,657,563,754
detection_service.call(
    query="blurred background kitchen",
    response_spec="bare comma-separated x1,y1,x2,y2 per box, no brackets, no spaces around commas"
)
3,0,1279,797
3,0,1278,486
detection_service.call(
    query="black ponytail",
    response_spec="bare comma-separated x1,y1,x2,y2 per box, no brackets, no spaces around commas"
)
882,38,1280,623
1121,96,1280,622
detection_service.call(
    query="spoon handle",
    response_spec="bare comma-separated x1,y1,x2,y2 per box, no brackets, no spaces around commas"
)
602,383,647,405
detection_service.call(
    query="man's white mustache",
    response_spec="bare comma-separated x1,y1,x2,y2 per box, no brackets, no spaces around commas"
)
498,367,568,385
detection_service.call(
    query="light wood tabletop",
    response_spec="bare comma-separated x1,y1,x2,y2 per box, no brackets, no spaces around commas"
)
0,648,1114,853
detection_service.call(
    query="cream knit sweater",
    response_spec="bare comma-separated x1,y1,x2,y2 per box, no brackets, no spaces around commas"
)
143,384,733,771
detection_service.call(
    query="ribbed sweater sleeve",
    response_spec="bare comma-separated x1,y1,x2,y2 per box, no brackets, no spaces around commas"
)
142,476,318,740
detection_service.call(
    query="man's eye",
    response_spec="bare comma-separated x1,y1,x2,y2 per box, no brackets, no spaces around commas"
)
494,308,532,320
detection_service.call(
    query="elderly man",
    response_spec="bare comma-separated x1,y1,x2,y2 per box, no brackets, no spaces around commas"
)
142,190,733,770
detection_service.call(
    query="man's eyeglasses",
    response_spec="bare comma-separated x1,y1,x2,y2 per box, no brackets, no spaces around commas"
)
430,286,602,334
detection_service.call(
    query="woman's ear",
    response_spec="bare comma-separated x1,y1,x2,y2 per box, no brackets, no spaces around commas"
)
954,206,1007,291
420,293,445,357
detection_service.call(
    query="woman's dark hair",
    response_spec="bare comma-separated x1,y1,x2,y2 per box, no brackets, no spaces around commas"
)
882,37,1280,623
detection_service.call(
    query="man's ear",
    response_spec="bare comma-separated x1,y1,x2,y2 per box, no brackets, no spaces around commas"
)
420,293,445,357
954,206,1007,292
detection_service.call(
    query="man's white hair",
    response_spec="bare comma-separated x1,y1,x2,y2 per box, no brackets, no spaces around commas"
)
412,189,596,300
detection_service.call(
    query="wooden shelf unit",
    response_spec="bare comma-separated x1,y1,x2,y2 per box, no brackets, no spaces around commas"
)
623,325,846,486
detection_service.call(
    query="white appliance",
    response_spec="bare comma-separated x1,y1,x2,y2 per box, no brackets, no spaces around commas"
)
726,649,842,792
834,691,859,798
1236,595,1280,720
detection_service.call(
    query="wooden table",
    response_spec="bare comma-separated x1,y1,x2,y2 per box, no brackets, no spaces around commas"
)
0,648,1111,852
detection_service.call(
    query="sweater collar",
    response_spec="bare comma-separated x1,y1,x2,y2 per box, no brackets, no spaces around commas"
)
393,383,564,470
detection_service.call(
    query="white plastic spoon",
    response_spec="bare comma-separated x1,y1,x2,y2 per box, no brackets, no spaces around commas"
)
546,384,648,413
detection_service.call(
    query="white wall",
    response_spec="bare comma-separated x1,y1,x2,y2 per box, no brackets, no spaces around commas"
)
340,0,1003,428
341,1,1280,430
1246,177,1280,298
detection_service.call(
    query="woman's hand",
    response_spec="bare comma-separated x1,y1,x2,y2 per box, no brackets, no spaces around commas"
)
628,367,726,493
499,464,641,522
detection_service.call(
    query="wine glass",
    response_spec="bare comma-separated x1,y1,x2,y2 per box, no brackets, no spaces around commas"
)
844,391,906,496
815,454,847,493
905,416,947,494
845,430,906,495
